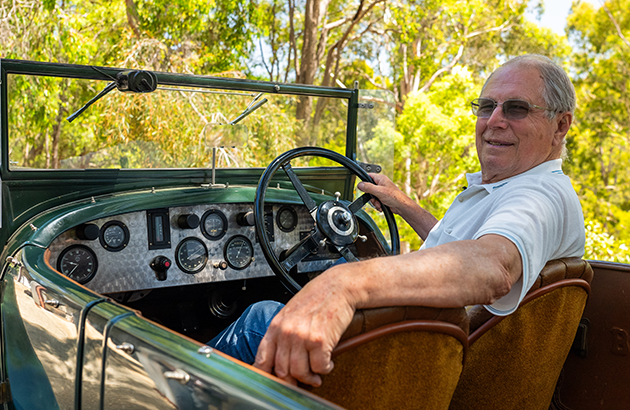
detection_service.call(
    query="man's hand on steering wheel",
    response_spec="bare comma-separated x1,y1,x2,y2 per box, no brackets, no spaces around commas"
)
357,173,414,215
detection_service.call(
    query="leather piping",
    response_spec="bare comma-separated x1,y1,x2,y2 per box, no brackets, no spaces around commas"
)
333,320,469,361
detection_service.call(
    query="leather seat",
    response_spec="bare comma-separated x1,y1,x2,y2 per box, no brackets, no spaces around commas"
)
449,258,593,410
307,306,469,410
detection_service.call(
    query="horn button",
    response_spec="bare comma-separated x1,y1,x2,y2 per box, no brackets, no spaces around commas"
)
316,200,358,247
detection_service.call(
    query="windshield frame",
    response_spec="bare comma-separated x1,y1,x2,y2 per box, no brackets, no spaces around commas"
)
0,59,359,181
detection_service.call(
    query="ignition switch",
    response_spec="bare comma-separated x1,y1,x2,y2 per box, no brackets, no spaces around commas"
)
150,256,172,281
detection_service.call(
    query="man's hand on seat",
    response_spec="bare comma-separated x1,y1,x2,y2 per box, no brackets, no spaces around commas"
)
253,266,356,387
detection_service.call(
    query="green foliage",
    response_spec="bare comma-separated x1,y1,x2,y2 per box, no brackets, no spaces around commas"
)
2,0,629,261
0,0,257,73
392,67,479,248
564,0,630,261
585,220,630,263
396,68,479,207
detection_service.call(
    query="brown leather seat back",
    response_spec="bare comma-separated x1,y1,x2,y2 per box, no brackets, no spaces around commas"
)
307,306,469,410
449,258,593,410
467,257,594,334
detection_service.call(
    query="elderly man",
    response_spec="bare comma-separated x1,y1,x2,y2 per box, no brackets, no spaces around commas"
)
209,54,585,387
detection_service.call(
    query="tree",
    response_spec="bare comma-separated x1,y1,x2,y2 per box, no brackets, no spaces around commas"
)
564,0,630,262
0,0,260,168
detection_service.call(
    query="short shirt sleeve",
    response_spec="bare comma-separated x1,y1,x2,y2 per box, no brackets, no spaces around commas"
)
474,178,582,315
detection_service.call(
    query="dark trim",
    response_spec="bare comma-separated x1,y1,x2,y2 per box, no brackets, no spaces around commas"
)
74,298,107,410
0,59,353,98
0,379,11,405
99,311,135,410
343,89,360,200
587,260,630,273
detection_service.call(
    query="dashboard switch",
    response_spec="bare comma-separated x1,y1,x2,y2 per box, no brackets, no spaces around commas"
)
177,214,200,229
150,256,172,281
212,260,228,270
236,211,255,227
76,223,99,240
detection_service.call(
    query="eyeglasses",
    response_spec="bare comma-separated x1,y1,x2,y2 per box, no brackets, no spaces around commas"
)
471,98,558,120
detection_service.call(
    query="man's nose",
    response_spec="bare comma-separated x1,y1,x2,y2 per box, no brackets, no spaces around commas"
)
485,103,508,127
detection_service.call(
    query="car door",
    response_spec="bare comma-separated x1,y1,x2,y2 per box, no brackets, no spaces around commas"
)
97,308,341,410
2,245,107,410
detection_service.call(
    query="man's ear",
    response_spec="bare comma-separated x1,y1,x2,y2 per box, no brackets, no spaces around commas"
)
553,112,573,145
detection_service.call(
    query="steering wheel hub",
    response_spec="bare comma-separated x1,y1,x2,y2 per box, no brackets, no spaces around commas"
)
317,201,358,246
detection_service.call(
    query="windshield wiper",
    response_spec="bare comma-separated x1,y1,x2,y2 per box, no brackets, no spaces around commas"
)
229,92,268,125
67,69,157,123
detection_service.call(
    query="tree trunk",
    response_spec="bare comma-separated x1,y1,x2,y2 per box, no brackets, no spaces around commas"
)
295,0,330,124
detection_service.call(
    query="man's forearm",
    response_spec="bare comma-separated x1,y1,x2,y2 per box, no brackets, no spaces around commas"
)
396,199,439,241
332,234,522,311
357,174,438,240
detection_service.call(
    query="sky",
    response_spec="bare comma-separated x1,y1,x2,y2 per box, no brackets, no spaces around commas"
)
532,0,601,36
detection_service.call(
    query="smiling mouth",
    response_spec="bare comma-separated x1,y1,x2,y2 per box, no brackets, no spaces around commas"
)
486,140,513,147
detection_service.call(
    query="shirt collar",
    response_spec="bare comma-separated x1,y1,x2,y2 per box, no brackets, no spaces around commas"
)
465,159,563,193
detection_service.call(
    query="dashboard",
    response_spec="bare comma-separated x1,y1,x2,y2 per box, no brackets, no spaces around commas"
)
47,203,340,294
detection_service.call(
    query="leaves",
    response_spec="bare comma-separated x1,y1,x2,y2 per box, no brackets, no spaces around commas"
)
1,0,629,260
563,0,630,261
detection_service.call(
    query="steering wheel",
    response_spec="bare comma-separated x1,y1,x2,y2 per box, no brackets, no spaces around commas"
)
254,147,400,294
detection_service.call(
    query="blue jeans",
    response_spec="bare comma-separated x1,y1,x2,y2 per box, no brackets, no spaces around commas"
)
209,258,346,363
208,301,284,364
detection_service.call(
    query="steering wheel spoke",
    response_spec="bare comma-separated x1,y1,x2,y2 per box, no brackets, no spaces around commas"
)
337,246,359,263
348,193,373,214
282,162,318,220
280,231,323,271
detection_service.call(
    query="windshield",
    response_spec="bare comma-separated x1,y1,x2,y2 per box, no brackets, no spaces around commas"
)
7,73,349,170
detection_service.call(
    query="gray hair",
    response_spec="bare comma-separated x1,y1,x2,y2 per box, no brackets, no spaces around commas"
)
482,54,576,120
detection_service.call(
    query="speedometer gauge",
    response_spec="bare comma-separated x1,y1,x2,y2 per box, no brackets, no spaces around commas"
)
58,245,98,284
224,235,254,270
175,237,208,274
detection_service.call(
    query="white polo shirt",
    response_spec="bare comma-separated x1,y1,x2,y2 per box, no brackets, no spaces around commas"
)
420,159,585,316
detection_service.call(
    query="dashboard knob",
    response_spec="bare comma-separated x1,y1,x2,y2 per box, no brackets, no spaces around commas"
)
177,214,200,229
76,223,99,240
150,256,172,281
236,211,255,227
212,260,228,270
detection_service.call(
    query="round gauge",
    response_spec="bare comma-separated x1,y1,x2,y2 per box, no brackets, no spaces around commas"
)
99,220,130,252
224,235,254,270
200,210,228,240
175,237,208,274
276,206,298,232
57,245,98,284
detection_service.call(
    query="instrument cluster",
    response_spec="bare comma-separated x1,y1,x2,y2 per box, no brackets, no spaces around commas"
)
47,203,333,294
